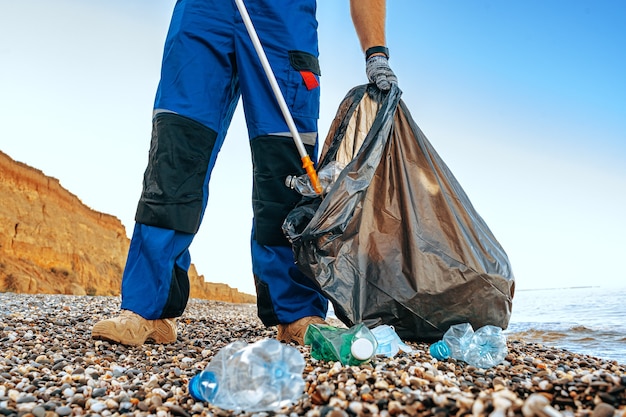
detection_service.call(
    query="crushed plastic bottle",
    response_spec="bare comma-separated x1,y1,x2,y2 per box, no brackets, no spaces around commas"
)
304,323,377,365
430,322,474,361
285,161,345,197
429,323,507,368
371,325,414,357
463,325,508,368
188,339,305,413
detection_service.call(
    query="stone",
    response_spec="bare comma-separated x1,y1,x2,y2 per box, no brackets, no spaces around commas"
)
54,405,72,416
592,403,616,417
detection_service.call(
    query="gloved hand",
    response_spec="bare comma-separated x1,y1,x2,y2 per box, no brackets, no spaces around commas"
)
366,55,398,91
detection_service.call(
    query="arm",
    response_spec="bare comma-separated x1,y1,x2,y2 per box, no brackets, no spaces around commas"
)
349,0,397,90
350,0,387,53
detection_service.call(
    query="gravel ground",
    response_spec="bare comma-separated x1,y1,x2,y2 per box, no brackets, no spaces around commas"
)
0,293,624,417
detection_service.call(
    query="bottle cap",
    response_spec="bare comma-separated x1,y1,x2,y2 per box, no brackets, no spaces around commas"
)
429,340,451,360
351,338,375,361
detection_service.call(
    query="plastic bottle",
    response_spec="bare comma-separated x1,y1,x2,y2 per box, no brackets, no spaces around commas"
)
304,323,377,365
188,339,305,413
464,325,508,368
429,322,474,361
429,323,507,368
371,325,414,357
285,161,345,197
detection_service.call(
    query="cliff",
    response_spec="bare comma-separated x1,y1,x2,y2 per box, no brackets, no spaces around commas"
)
0,150,255,304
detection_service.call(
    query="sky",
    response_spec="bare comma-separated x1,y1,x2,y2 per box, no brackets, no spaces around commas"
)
1,1,625,297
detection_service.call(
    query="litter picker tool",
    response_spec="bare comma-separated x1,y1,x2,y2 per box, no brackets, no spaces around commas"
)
234,0,322,194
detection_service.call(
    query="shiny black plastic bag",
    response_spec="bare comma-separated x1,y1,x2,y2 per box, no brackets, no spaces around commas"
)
283,84,515,341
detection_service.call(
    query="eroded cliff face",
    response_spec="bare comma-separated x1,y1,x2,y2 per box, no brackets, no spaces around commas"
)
0,150,255,304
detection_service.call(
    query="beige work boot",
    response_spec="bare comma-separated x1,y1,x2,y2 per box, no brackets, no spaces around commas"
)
91,310,177,346
277,316,328,345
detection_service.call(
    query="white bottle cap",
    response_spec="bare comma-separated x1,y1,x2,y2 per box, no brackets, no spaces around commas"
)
351,338,375,361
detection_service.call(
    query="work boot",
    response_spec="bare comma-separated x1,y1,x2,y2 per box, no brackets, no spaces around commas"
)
91,310,177,346
277,316,328,345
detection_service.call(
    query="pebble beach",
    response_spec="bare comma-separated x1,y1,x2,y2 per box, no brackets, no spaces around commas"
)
1,293,624,417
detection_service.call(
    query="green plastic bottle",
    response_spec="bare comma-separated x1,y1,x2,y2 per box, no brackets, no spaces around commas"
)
304,323,377,365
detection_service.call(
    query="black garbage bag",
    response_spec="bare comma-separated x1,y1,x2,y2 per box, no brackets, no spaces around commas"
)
283,84,515,341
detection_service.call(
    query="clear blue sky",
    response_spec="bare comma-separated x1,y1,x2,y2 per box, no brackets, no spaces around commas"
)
1,1,625,296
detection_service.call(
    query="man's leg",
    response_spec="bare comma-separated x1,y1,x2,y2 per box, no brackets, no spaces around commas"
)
236,0,329,343
249,137,328,327
92,0,240,345
91,113,222,345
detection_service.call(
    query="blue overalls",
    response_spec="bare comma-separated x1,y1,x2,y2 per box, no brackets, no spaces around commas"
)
120,0,328,325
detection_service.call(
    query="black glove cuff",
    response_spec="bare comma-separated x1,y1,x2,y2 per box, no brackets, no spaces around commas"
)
365,46,389,60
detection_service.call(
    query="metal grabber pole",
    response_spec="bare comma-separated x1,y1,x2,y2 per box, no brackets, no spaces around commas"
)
234,0,322,194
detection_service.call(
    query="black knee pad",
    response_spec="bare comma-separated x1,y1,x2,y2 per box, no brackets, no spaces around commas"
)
136,113,217,233
251,135,316,246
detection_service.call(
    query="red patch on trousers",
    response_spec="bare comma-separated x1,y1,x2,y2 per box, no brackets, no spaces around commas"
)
300,70,319,90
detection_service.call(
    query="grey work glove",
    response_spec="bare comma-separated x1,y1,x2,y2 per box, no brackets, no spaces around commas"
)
366,55,398,91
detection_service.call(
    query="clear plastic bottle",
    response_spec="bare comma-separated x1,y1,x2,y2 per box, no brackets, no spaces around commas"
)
285,161,345,197
463,325,508,368
429,323,507,368
304,323,377,366
429,322,474,361
371,325,414,357
188,339,305,413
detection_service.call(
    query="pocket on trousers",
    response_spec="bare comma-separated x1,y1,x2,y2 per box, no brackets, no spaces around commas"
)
286,50,321,119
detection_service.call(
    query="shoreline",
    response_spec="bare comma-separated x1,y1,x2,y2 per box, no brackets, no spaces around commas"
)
1,293,624,416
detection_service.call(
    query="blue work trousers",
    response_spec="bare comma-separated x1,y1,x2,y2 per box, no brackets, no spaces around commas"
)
120,0,328,325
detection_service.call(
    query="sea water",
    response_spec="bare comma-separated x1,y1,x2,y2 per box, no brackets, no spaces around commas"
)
505,286,626,364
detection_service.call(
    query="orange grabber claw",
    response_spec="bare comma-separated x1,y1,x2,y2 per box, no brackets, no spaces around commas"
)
302,155,322,195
